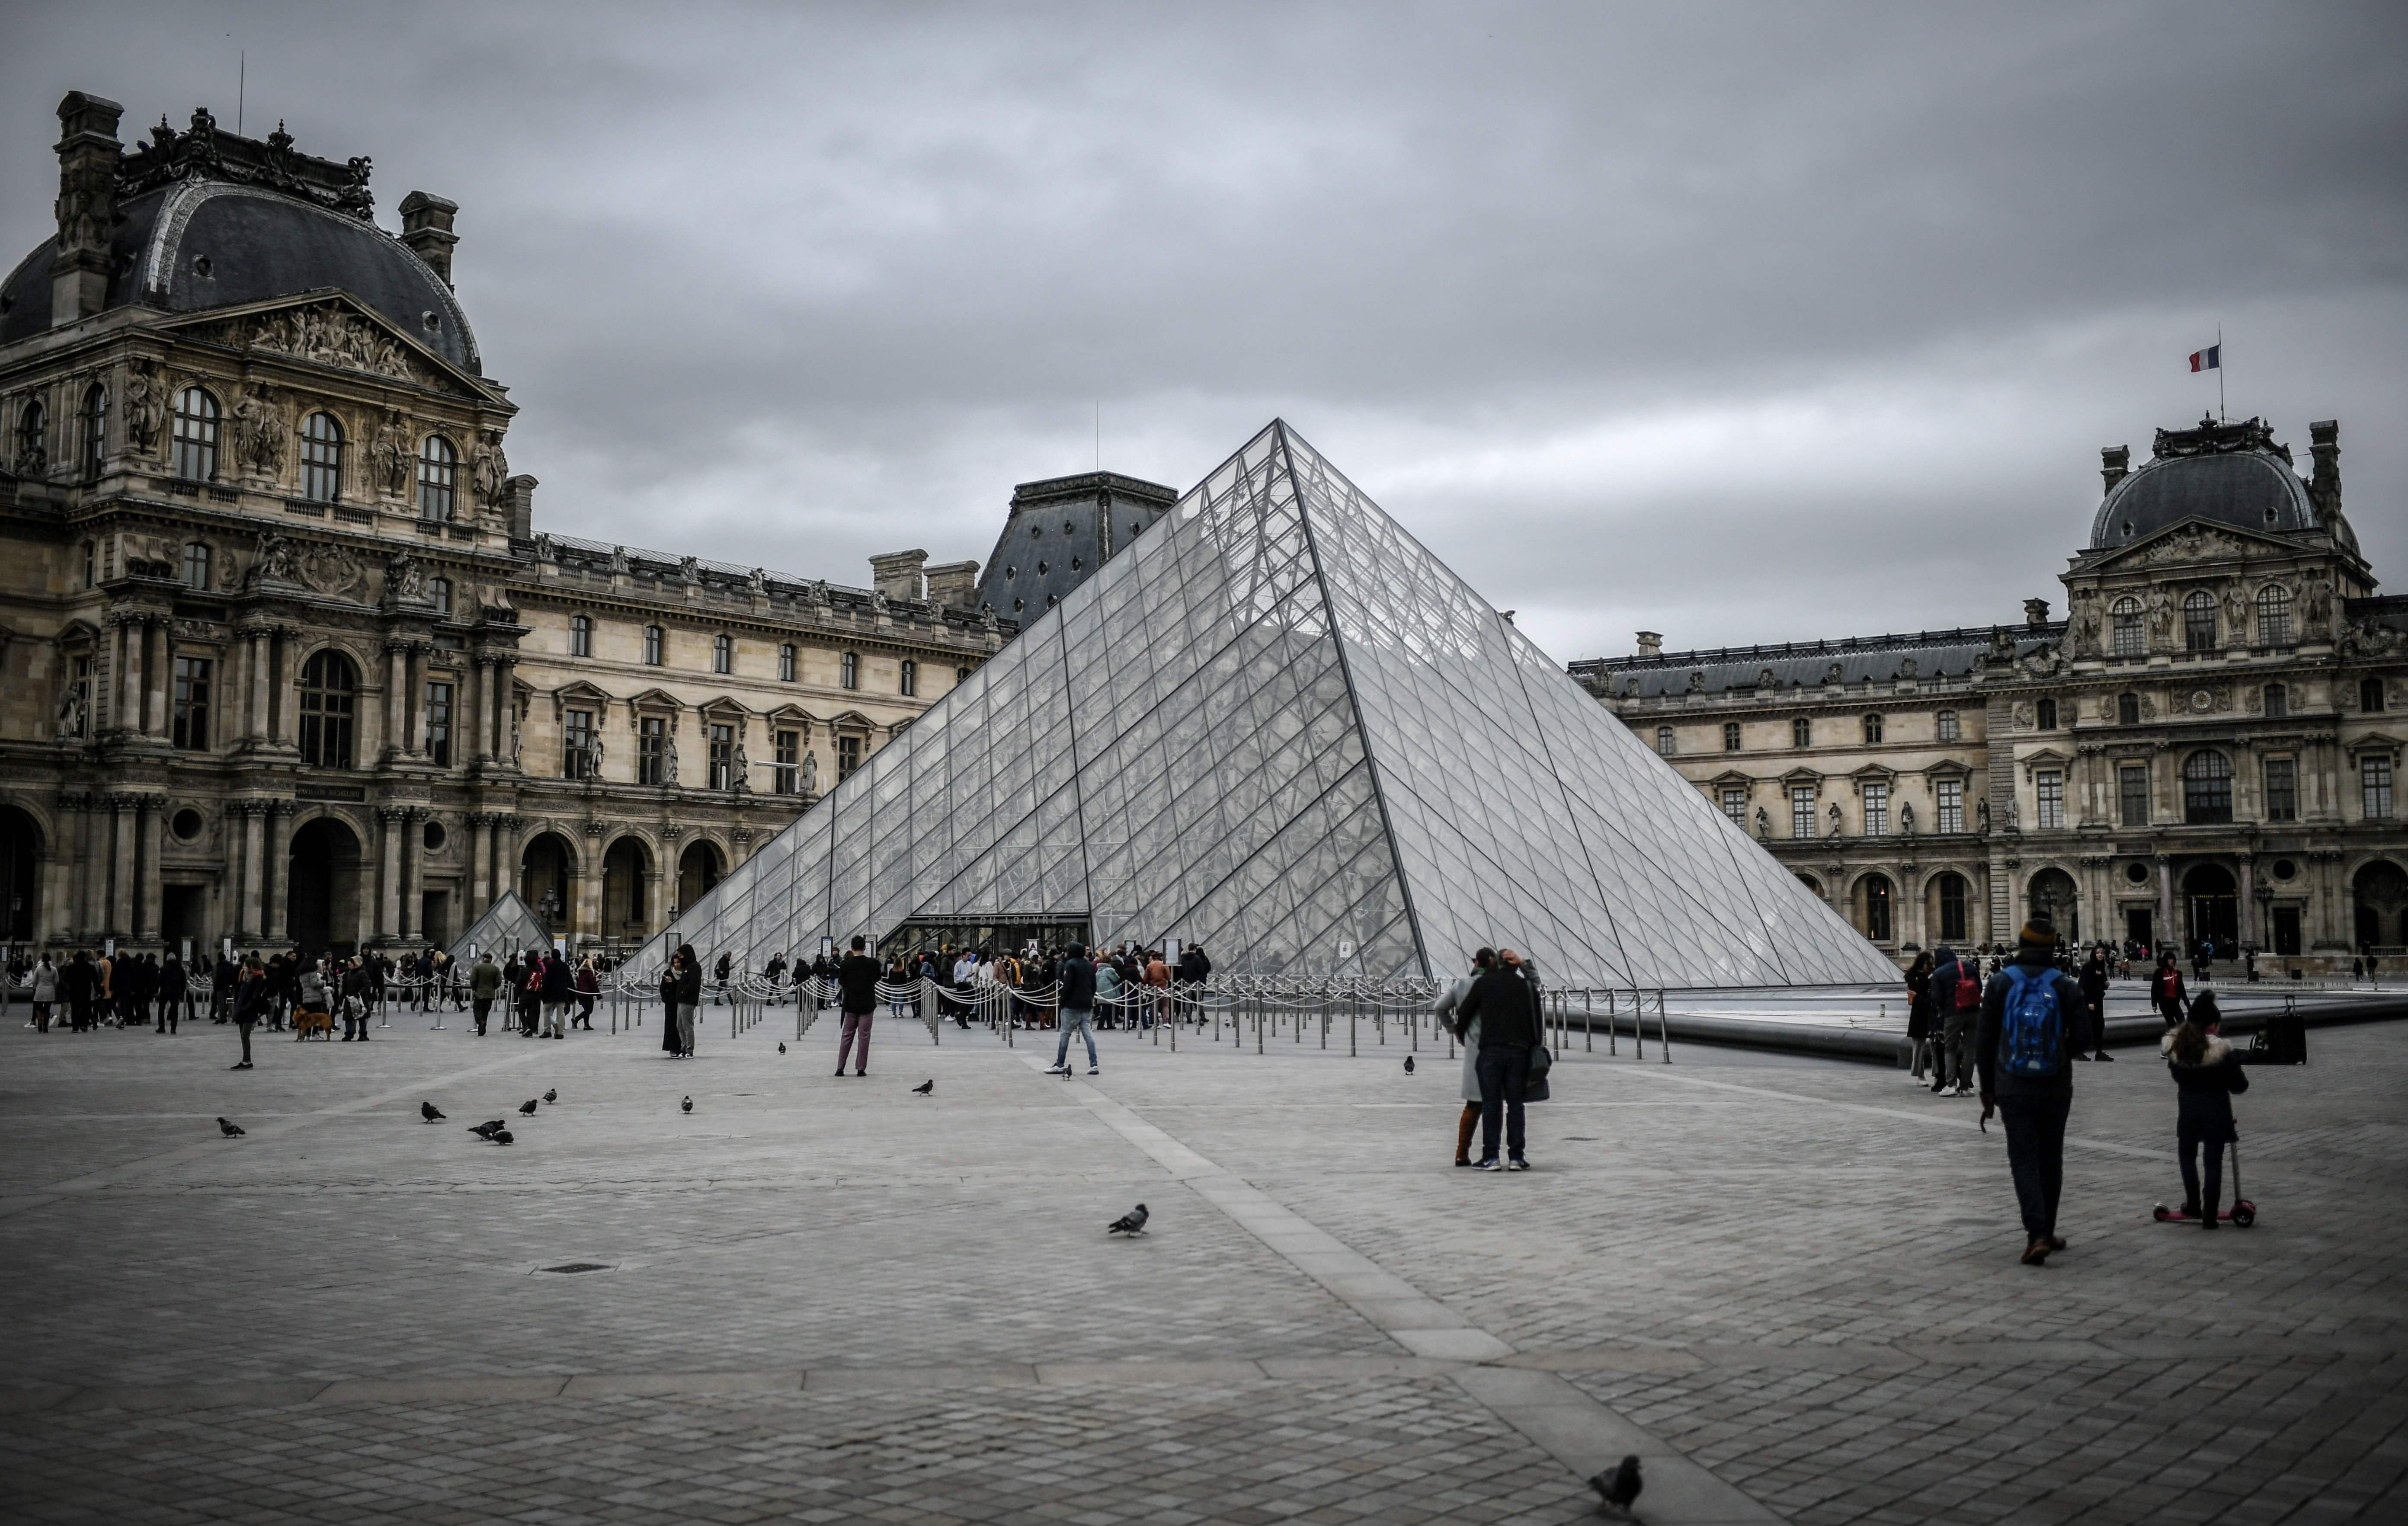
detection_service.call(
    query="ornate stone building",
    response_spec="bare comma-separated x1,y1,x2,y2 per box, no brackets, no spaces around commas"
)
0,93,1035,958
1572,414,2408,973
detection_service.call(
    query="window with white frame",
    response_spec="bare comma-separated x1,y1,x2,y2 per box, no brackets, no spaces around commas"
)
2257,585,2293,646
2111,596,2144,656
2365,755,2395,820
1655,726,1675,756
1936,777,1964,834
2035,769,2065,829
1936,709,1959,742
1722,721,1741,752
1791,784,1816,839
1862,780,1889,836
1862,713,1883,745
1720,785,1746,825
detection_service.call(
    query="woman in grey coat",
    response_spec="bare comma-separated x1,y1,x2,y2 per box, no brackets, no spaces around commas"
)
1432,948,1497,1166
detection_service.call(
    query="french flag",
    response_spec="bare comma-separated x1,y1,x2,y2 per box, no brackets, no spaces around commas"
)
2189,344,2221,372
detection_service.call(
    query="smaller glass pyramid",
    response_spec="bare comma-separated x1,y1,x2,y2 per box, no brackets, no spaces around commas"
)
447,890,554,967
640,422,1898,988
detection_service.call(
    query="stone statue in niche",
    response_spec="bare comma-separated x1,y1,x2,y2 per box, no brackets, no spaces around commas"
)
730,737,751,792
1977,798,1991,833
801,750,818,794
747,566,767,599
2222,584,2248,635
609,544,630,576
470,429,509,509
1828,802,1844,838
508,707,522,766
663,736,680,786
385,550,426,601
2146,589,2174,643
1899,801,1915,835
233,384,283,474
54,686,86,742
1754,806,1769,839
122,363,161,454
2304,575,2332,631
371,408,410,496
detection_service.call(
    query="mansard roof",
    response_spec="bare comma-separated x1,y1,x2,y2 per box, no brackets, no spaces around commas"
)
1572,626,2059,699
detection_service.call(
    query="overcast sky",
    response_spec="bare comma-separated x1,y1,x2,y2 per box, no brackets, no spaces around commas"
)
8,3,2403,661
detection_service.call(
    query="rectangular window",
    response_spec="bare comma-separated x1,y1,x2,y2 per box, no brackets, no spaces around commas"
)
837,733,862,782
1720,785,1746,825
2035,769,2064,829
564,707,594,779
840,651,859,690
708,722,735,790
774,728,801,794
570,615,592,657
1863,781,1888,837
642,625,663,665
2120,765,2150,827
712,634,732,675
429,577,451,617
66,655,91,739
638,715,665,786
2264,683,2287,718
171,656,211,750
778,643,796,682
184,542,210,590
1722,721,1741,752
2365,756,2395,820
424,681,453,769
1936,778,1964,835
1790,784,1816,840
2264,757,2297,822
1936,710,1960,742
900,659,916,697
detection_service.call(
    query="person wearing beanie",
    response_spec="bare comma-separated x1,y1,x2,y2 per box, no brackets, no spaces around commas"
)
1976,915,2093,1266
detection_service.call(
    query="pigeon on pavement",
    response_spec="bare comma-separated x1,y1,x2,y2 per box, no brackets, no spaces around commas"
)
543,1089,557,1105
518,1099,539,1117
421,1101,445,1122
912,1079,934,1095
217,1117,245,1138
490,1129,514,1145
469,1119,506,1139
1403,1056,1415,1074
1590,1456,1643,1518
778,1043,786,1055
1108,1203,1149,1235
681,1095,693,1113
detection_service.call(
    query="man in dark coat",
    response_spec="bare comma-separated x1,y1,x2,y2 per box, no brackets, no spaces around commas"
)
834,935,881,1076
1977,916,2091,1266
1454,949,1541,1171
157,951,186,1034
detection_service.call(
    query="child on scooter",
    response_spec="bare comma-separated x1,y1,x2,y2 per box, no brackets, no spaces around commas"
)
2162,992,2249,1228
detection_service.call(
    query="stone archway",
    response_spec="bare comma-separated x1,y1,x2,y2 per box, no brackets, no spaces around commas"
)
2354,860,2408,950
286,815,365,957
2028,867,2080,943
2182,862,2238,951
602,835,653,941
1928,870,1971,945
519,832,578,934
1852,872,1895,943
676,838,725,916
0,803,41,943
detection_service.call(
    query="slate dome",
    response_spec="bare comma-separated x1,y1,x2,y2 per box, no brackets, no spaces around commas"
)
2088,416,2318,551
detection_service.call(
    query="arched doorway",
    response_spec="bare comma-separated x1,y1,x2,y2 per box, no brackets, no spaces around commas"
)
602,836,651,941
286,816,364,956
520,833,576,934
1930,871,1969,944
2028,867,2080,942
676,839,725,916
1854,873,1894,943
2183,863,2238,952
2355,860,2408,950
0,804,41,943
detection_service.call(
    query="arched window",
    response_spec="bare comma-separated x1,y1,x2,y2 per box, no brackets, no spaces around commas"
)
78,384,106,479
1862,713,1883,745
2111,596,2145,657
300,412,344,501
2263,683,2287,719
2363,677,2387,713
171,387,218,480
1792,717,1811,749
711,633,733,675
1936,709,1960,742
1860,876,1893,942
840,650,859,690
298,649,358,770
569,614,592,657
429,577,452,617
899,658,917,697
2182,749,2232,825
2118,692,2140,726
416,435,457,521
1655,725,1675,756
183,541,211,591
2184,590,2218,652
1722,721,1741,752
13,397,45,473
642,625,664,665
2256,584,2294,646
778,643,796,682
2036,697,2058,730
1936,872,1969,942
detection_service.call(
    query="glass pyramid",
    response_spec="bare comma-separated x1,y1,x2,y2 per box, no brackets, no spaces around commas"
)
447,890,553,967
639,422,1898,988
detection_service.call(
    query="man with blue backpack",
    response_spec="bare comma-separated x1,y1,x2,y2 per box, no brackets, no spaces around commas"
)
1976,915,2092,1267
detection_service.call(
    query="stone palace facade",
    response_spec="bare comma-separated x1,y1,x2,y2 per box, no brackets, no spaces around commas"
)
1572,414,2408,973
0,92,1060,959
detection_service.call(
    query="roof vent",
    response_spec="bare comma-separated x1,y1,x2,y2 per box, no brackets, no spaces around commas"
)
422,309,442,332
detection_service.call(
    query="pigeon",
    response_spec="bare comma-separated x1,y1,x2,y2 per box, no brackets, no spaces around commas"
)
543,1089,557,1105
421,1101,445,1122
1403,1056,1415,1074
490,1129,514,1146
468,1119,506,1139
518,1099,539,1117
217,1117,245,1138
912,1079,934,1095
778,1043,787,1055
1107,1203,1149,1236
1590,1456,1643,1518
681,1095,693,1113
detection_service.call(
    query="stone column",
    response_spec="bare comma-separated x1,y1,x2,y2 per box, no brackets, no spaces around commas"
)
467,813,493,916
405,646,426,756
468,658,492,768
113,617,141,733
144,620,170,738
645,855,669,936
490,658,517,767
383,643,407,761
76,792,102,939
374,806,403,941
108,793,136,938
238,802,265,941
135,796,163,943
403,807,428,941
264,802,295,944
2157,855,2176,948
272,630,301,748
54,793,90,943
2238,855,2258,947
240,630,266,742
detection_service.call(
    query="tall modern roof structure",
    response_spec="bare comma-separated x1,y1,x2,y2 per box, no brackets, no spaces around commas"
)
642,422,1898,988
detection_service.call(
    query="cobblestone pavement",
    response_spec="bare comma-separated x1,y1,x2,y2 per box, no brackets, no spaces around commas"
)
0,1002,2402,1523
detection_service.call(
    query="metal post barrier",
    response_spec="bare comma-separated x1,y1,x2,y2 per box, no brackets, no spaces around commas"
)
1658,989,1672,1063
1583,989,1593,1053
1632,986,1644,1061
1607,989,1616,1056
1349,993,1357,1057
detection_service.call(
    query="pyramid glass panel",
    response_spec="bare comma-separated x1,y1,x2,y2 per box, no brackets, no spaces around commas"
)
642,422,1898,988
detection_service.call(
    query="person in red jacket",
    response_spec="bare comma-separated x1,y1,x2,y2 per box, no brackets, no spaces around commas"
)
2150,950,2189,1031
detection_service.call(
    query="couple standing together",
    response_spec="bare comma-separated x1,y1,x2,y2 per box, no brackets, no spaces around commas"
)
1435,948,1543,1171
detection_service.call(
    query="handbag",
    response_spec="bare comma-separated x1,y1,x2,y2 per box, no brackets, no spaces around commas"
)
1525,998,1553,1104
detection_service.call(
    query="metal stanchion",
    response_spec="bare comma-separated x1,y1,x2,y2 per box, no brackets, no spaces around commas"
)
1658,989,1672,1063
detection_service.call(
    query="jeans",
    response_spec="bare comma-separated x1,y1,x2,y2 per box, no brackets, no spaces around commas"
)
838,1009,874,1073
236,1019,253,1063
1909,1037,1937,1078
673,1003,696,1055
1997,1091,2072,1241
2178,1123,2227,1216
1475,1044,1531,1162
1055,1007,1096,1069
1941,1014,1979,1089
342,1005,367,1040
472,998,492,1035
543,1000,569,1038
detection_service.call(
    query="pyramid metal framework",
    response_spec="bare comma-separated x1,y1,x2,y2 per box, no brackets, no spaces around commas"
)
640,422,1899,988
448,890,554,967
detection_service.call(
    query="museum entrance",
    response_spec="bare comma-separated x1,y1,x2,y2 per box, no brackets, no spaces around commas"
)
2027,867,2079,944
2125,907,2154,949
0,804,38,944
2356,860,2408,950
2183,862,2239,952
880,917,1093,965
286,816,363,956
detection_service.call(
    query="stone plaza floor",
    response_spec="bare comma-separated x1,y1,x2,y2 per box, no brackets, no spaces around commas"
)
1,997,2403,1525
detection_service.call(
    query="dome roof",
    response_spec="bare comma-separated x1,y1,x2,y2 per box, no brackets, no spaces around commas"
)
2088,416,2315,550
1,167,477,372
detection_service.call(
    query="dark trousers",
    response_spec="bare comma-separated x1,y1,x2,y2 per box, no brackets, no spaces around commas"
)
838,1008,874,1073
1998,1091,2072,1241
2178,1125,2227,1216
236,1020,253,1065
1475,1045,1531,1163
472,998,492,1035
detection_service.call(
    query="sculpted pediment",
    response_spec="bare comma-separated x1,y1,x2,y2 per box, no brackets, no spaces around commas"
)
2095,518,2296,572
161,294,492,399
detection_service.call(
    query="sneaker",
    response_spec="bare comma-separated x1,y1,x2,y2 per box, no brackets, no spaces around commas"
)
1505,1159,1530,1171
1086,1067,1099,1075
2094,1052,2115,1062
1044,1064,1069,1075
1477,1158,1504,1171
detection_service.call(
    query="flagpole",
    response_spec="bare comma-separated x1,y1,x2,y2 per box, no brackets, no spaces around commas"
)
2217,322,2225,422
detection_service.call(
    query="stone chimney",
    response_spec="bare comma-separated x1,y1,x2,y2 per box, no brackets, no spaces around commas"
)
504,474,537,543
924,560,979,610
2308,419,2341,521
2100,444,2129,495
868,549,929,603
398,192,459,288
2024,597,2050,630
51,91,124,328
1635,630,1663,656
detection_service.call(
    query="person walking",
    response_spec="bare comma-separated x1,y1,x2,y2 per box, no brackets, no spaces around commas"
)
2078,946,2114,1061
2151,950,2190,1031
539,950,573,1040
1434,949,1496,1166
1931,944,1982,1096
835,934,880,1076
469,950,501,1036
1976,916,2089,1266
664,944,701,1057
229,957,266,1069
573,957,599,1030
29,953,58,1033
2162,992,2249,1228
1453,945,1540,1171
298,957,333,1040
1904,950,1937,1084
1047,942,1100,1075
